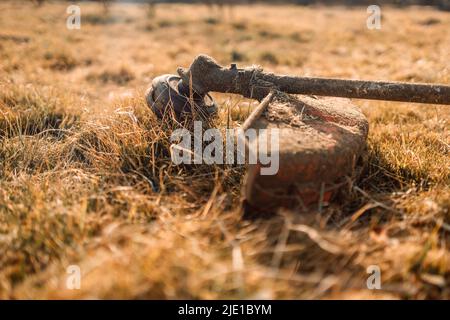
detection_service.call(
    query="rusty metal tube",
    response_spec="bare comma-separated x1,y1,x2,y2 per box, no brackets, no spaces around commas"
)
260,76,450,105
177,54,450,105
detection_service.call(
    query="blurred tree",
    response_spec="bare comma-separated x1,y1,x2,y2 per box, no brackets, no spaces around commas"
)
31,0,45,6
147,0,157,18
92,0,112,14
203,0,244,22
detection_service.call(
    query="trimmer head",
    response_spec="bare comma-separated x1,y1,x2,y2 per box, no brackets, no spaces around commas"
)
243,93,368,213
145,74,217,120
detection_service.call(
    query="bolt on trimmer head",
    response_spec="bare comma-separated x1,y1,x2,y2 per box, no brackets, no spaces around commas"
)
146,54,450,213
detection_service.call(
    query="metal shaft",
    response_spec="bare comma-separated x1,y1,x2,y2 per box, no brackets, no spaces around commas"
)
177,54,450,104
258,76,450,105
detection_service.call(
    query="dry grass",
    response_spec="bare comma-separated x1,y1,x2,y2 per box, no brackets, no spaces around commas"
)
0,1,449,299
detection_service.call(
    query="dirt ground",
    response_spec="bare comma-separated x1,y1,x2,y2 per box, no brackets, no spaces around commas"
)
0,1,449,299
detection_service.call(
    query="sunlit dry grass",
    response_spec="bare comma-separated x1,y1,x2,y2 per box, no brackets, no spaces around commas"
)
0,1,449,299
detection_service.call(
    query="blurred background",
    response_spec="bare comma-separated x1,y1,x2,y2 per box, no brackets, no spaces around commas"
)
31,0,450,11
1,0,449,299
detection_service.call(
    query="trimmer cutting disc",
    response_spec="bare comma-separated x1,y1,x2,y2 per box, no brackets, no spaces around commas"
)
243,92,369,213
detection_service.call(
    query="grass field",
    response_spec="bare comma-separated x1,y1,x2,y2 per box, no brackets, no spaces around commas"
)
0,1,449,299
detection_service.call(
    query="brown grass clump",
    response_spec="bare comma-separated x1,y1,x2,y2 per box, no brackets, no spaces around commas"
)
0,82,79,139
86,66,135,85
44,50,79,71
0,1,448,299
